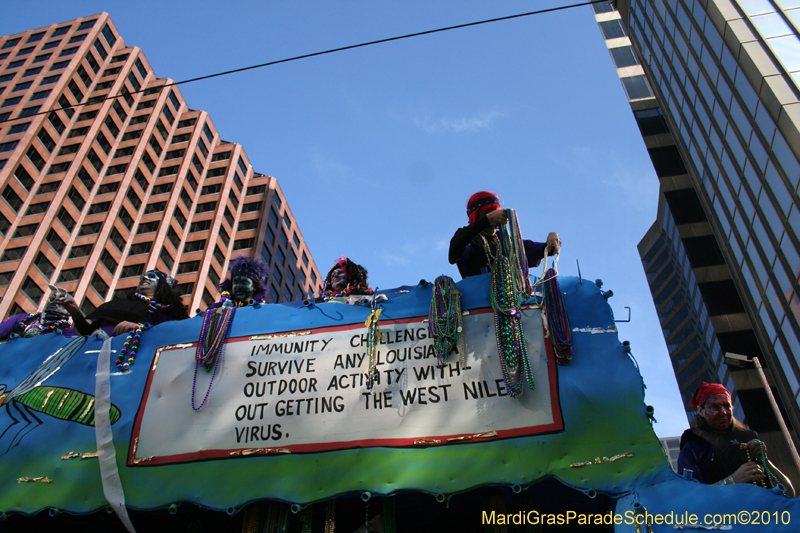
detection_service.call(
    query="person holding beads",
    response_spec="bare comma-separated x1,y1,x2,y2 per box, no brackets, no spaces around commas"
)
57,269,189,337
678,382,793,494
448,191,562,279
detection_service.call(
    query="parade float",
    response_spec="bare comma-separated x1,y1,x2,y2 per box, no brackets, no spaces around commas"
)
1,228,798,532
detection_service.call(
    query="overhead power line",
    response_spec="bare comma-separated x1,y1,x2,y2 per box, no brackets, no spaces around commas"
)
1,0,606,123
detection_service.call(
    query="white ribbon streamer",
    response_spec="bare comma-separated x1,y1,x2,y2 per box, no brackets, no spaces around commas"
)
94,333,136,533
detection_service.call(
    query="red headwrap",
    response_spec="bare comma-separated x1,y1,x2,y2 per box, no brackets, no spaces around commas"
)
467,191,501,224
690,382,731,410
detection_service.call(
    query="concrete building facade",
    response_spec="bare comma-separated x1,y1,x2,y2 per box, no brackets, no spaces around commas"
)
0,13,323,318
593,0,800,479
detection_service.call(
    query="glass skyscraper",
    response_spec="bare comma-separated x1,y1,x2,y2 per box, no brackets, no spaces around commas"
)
596,0,800,480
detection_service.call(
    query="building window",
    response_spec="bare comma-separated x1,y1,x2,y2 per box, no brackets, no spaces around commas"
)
184,239,206,253
1,247,26,262
633,108,669,136
102,24,117,48
233,238,254,251
190,220,212,233
13,223,39,239
100,250,116,273
79,221,101,236
109,227,126,251
177,282,194,297
34,252,54,278
58,266,84,283
144,201,166,214
178,260,200,274
22,277,43,302
91,273,108,297
621,75,653,100
160,248,174,270
14,166,34,191
1,187,23,212
599,19,626,40
129,242,152,256
120,264,143,279
238,219,258,231
58,208,76,232
68,244,93,259
201,183,221,195
196,201,217,213
243,201,262,213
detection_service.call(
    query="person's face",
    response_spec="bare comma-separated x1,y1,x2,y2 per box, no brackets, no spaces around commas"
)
701,394,732,431
232,276,255,302
138,272,160,297
329,267,348,291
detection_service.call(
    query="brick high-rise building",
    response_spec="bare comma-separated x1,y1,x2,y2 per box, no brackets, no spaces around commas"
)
0,13,323,318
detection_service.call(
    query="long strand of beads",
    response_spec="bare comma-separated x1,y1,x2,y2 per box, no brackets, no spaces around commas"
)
542,268,574,364
365,305,382,390
484,234,535,398
504,209,533,300
192,306,235,410
429,275,465,369
117,324,144,370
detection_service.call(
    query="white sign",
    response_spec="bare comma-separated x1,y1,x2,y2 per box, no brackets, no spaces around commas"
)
129,308,562,465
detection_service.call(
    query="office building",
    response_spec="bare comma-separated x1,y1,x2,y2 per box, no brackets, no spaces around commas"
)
0,13,323,319
593,0,800,479
660,436,682,472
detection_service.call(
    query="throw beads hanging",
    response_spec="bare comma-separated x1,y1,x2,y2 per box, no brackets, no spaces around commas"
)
504,209,533,300
192,306,235,410
741,440,778,488
428,275,465,369
364,306,382,390
541,267,574,364
135,292,171,310
117,324,144,370
16,313,70,337
483,227,535,399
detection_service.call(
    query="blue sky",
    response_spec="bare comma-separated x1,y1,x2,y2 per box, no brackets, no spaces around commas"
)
2,1,689,438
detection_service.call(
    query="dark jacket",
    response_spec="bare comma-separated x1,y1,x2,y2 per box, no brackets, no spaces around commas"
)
448,214,546,279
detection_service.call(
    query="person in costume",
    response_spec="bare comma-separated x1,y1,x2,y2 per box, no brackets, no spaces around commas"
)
449,191,561,279
57,269,189,337
678,382,793,493
210,255,269,308
317,256,385,304
0,286,77,341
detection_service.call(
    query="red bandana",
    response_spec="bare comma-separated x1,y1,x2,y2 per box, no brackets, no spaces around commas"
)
690,382,731,410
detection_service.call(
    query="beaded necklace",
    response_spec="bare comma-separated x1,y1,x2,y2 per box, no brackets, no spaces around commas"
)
482,230,535,398
16,312,70,337
320,284,374,300
740,440,777,488
117,324,144,370
364,295,382,390
429,275,465,369
192,305,235,410
135,292,170,310
541,265,574,364
217,291,264,308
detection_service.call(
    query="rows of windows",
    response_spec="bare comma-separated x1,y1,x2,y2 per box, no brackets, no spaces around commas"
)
1,23,322,314
628,0,800,407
